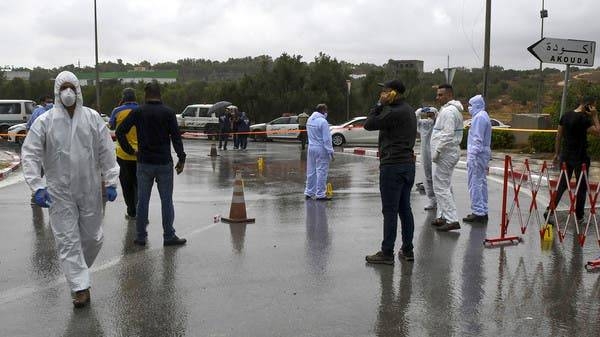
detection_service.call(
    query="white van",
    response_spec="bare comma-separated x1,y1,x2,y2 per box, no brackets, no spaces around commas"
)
0,100,36,138
177,103,220,138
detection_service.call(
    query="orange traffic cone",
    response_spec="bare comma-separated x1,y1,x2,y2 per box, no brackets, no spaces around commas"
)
221,171,255,223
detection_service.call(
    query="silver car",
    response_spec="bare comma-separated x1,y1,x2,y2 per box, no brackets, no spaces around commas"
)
330,117,379,146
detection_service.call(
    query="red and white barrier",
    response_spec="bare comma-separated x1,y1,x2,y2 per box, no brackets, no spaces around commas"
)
485,155,600,271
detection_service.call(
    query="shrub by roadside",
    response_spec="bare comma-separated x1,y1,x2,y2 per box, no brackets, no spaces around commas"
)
528,132,600,160
460,127,515,150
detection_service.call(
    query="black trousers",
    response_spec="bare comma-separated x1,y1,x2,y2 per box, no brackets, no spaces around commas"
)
219,132,229,149
299,126,307,149
551,159,590,219
117,157,138,217
238,134,248,149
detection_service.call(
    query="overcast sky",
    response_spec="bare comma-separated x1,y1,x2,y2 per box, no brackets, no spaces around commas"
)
2,0,599,72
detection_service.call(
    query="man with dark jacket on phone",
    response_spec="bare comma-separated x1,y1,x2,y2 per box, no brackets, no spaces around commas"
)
544,96,600,224
364,79,417,264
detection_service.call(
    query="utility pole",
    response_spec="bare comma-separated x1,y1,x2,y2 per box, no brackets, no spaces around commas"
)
559,65,570,118
536,0,548,114
346,80,351,121
94,0,101,111
483,0,491,99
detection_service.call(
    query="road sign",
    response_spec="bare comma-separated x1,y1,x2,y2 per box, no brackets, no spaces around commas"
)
528,37,596,67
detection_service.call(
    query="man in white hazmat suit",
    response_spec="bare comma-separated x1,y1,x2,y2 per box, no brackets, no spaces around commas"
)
21,71,119,308
304,103,334,200
463,94,491,223
430,84,464,231
416,106,438,210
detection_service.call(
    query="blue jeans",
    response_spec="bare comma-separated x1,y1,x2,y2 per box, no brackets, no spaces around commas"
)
136,163,176,240
380,162,415,255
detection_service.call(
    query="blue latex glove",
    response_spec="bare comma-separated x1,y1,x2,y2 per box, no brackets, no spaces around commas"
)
106,186,117,202
34,188,52,208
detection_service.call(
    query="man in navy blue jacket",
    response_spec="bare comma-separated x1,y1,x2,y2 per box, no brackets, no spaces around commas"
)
116,81,187,247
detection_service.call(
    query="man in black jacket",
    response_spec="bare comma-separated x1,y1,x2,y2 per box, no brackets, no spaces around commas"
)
364,79,417,264
116,81,187,247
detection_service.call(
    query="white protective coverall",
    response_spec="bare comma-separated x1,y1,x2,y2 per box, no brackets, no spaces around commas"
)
430,100,464,222
416,107,438,208
304,111,334,198
466,95,492,216
22,71,119,292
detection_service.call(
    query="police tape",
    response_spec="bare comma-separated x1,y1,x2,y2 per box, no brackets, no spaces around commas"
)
0,129,307,139
182,129,306,137
491,127,557,133
0,133,27,138
2,127,557,139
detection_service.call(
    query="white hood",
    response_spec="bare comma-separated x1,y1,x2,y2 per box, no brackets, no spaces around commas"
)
54,71,84,111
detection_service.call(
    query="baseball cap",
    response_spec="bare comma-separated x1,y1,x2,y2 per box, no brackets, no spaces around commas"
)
377,80,406,94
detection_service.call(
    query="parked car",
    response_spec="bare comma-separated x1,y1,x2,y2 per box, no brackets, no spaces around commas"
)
329,116,379,146
7,123,27,144
0,100,35,139
463,118,510,128
250,115,299,141
177,104,220,139
267,116,299,140
249,121,268,141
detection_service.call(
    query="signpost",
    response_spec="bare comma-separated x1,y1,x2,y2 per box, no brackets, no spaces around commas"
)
528,38,595,67
528,37,596,117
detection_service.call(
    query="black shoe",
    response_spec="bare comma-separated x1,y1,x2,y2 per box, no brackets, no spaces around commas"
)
305,195,313,200
431,217,447,227
72,288,91,308
164,235,187,246
133,238,147,246
365,251,394,265
543,209,556,224
398,250,414,262
462,213,488,223
436,221,461,231
316,196,332,201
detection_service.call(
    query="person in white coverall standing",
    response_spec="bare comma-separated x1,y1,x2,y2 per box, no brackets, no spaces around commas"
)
304,103,334,201
21,71,119,308
430,84,464,231
416,106,438,211
463,94,491,223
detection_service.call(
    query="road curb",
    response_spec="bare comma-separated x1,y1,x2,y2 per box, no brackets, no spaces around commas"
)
0,151,21,181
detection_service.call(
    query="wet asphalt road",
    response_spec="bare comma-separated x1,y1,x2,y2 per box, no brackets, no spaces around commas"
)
1,140,600,337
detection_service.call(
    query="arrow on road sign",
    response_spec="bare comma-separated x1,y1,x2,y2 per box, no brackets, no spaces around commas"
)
528,37,596,67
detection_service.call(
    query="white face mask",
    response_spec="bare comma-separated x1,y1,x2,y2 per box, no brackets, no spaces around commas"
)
60,88,77,107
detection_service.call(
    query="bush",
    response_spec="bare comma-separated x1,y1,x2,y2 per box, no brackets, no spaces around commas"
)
587,135,600,160
528,132,555,153
460,127,515,150
528,132,600,159
491,129,514,150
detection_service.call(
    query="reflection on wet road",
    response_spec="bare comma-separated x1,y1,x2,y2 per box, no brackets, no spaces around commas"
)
0,140,599,336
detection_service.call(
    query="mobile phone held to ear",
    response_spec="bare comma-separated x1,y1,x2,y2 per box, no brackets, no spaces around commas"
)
387,90,398,102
